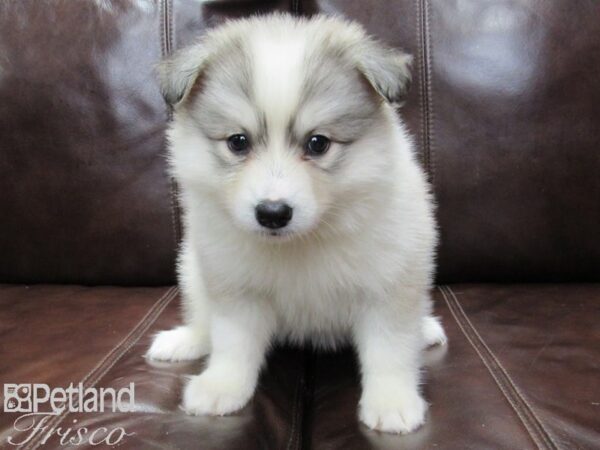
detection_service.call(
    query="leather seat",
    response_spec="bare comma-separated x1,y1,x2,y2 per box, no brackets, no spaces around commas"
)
0,285,306,449
1,285,597,448
0,1,598,449
307,285,600,449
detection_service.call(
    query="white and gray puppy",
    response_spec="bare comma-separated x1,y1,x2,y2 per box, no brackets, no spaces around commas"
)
147,13,446,434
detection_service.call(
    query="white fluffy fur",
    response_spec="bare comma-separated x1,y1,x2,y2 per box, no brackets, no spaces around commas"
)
147,14,446,434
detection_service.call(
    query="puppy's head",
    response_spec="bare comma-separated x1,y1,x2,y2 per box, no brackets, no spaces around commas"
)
162,14,411,240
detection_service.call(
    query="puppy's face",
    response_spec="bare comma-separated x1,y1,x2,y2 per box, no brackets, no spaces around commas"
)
163,15,411,240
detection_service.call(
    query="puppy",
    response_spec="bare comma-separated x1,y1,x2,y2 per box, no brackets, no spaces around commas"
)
147,13,446,434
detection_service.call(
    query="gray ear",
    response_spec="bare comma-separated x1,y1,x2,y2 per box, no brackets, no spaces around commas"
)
357,42,412,103
157,44,209,106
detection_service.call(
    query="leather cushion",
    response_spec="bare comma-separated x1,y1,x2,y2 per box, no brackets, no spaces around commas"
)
307,284,600,449
0,284,304,450
439,284,600,449
1,284,598,449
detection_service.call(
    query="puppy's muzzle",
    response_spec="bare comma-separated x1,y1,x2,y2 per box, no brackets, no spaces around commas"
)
255,201,293,229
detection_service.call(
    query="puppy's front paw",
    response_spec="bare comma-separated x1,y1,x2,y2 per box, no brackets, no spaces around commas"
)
182,369,255,416
359,383,427,434
146,326,209,361
422,315,447,347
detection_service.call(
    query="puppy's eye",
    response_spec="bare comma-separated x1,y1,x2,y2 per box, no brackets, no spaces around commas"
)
227,134,250,154
305,135,330,156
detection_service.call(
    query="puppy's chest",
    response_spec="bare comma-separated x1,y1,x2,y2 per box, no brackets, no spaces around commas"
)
255,248,370,329
207,236,397,327
208,240,384,342
267,269,364,344
258,246,369,298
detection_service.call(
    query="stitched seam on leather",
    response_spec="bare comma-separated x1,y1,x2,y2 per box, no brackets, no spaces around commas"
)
286,373,304,450
160,0,182,248
423,0,436,185
24,287,178,450
417,0,434,184
439,286,557,450
444,286,560,449
439,286,544,449
445,286,559,449
415,0,425,169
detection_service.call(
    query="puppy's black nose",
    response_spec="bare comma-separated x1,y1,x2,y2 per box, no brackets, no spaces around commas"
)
255,201,293,229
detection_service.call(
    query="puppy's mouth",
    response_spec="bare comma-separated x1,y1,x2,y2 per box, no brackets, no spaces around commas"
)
257,228,298,242
259,230,296,241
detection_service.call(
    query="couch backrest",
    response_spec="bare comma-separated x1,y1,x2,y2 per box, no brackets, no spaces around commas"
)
1,0,598,285
0,0,290,285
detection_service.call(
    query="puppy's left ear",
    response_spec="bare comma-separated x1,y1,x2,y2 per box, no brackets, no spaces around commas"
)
157,44,209,106
356,41,412,103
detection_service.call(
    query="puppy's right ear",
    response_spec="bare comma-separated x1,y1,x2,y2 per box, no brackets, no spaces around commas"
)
157,44,209,106
355,41,412,104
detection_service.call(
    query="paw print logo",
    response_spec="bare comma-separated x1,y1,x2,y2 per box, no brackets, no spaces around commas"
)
4,384,32,413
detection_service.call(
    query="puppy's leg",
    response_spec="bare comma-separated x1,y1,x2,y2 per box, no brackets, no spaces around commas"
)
182,295,275,416
354,292,427,434
147,243,210,361
146,324,208,361
422,315,447,347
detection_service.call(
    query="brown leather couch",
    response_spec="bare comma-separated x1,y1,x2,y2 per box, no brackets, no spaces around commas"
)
1,1,598,449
